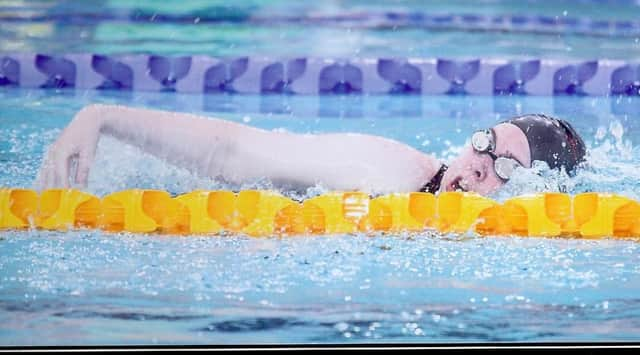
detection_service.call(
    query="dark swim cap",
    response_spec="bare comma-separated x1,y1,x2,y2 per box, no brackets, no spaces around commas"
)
505,114,586,175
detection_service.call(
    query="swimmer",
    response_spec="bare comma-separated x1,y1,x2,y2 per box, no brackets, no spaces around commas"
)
37,104,586,195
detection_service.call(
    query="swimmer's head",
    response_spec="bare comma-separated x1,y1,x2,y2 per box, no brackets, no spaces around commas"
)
440,114,586,195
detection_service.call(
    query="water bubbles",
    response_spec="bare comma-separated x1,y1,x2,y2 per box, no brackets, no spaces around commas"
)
334,322,349,332
492,160,572,201
505,294,526,302
610,120,624,141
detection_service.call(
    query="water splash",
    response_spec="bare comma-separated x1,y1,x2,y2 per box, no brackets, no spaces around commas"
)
488,119,639,200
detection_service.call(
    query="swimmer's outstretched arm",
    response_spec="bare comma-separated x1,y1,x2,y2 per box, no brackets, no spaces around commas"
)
37,104,441,193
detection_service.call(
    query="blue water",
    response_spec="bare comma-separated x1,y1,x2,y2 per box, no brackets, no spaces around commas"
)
2,0,640,59
2,89,640,345
3,0,640,347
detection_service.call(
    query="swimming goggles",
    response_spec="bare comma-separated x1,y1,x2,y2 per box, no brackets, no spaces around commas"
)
471,129,523,181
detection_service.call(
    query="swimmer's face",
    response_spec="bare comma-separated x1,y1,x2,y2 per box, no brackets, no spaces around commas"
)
441,123,532,195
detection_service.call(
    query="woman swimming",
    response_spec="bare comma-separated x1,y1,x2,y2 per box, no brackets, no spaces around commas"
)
36,104,586,195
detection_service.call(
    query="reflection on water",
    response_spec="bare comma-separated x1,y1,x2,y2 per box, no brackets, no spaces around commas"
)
2,89,640,344
3,0,640,58
1,231,640,344
2,89,640,197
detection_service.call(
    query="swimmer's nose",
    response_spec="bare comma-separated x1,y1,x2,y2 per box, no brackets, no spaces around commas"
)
475,168,484,180
469,160,488,182
468,150,492,182
471,168,486,183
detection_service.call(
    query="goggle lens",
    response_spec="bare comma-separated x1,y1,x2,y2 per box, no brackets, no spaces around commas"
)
471,129,523,181
471,130,493,152
494,156,522,181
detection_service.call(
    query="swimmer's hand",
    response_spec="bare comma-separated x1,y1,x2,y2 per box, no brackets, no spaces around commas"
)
37,105,103,189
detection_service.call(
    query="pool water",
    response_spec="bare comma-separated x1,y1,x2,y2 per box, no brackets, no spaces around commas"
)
3,0,640,347
2,0,640,59
2,89,640,344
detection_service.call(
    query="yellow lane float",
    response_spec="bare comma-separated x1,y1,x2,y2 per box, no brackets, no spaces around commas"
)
1,187,640,239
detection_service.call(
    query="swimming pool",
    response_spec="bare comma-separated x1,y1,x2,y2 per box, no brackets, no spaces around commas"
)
2,0,640,347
